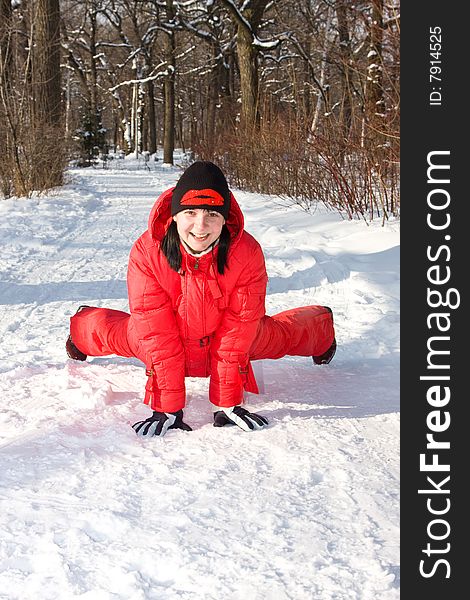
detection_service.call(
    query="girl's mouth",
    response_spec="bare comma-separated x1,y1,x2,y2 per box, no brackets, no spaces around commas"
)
190,233,210,241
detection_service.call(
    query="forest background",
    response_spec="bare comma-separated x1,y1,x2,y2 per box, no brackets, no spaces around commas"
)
0,0,399,220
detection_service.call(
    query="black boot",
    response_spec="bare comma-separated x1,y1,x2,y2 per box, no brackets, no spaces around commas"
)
66,305,91,361
313,338,336,365
66,335,87,361
76,305,92,313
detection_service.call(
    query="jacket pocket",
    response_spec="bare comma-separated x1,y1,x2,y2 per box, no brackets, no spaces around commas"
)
229,286,266,321
215,352,248,385
149,351,185,391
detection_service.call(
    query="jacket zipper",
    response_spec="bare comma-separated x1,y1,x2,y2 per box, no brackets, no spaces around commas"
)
202,277,209,375
184,267,189,340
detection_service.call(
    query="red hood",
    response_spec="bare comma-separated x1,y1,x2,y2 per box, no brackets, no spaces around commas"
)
148,187,245,245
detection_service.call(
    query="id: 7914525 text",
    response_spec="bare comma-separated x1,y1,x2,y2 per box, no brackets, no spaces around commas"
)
429,26,442,106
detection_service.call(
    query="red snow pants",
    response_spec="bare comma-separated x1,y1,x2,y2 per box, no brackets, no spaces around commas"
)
70,305,335,404
70,305,335,364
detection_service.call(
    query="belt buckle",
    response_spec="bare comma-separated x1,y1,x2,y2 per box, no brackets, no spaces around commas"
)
199,335,211,347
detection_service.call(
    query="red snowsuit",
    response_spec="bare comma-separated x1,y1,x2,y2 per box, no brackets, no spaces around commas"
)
70,188,335,412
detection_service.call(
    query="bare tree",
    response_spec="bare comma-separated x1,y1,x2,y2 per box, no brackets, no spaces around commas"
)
218,0,275,130
0,0,67,196
1,0,399,217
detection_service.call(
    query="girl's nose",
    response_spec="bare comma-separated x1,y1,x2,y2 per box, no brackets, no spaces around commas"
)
194,213,208,228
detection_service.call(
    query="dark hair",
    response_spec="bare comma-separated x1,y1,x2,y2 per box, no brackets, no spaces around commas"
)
161,221,231,275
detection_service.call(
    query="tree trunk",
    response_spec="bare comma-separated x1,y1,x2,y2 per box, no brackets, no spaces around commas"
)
163,0,176,164
205,41,222,155
88,7,98,131
237,24,259,130
363,0,385,147
219,0,270,131
34,0,61,125
311,6,332,137
147,79,157,155
29,0,65,190
163,56,175,164
335,0,354,143
0,0,13,91
131,59,139,157
219,49,233,131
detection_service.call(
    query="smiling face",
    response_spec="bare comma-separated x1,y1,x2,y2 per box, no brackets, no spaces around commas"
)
173,208,225,253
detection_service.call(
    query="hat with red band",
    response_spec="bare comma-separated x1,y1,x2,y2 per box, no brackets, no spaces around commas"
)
171,161,230,220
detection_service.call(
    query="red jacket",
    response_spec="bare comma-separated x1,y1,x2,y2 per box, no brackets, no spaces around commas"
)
127,188,268,413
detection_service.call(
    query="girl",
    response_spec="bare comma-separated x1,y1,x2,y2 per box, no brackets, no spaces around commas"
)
67,161,336,436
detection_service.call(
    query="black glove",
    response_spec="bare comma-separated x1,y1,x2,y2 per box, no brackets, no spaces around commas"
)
132,410,192,437
213,405,268,431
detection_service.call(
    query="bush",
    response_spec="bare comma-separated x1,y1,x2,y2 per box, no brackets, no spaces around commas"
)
0,118,70,199
193,117,399,221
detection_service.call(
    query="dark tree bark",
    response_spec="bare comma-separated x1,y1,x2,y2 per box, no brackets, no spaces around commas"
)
335,0,354,143
219,0,271,130
163,0,176,164
146,79,157,155
205,40,221,152
236,23,259,129
35,0,62,125
364,0,385,144
0,0,13,91
89,6,99,128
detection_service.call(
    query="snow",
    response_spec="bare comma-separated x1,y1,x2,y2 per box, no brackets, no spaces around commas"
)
0,153,399,599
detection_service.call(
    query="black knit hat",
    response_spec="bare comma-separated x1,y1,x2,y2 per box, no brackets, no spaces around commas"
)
171,161,230,220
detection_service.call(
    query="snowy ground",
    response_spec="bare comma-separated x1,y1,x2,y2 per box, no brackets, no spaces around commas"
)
0,154,400,599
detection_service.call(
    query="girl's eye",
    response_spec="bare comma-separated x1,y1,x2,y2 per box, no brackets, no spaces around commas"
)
208,212,219,218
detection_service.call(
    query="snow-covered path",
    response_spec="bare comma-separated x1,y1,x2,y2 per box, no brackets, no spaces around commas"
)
0,158,399,599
